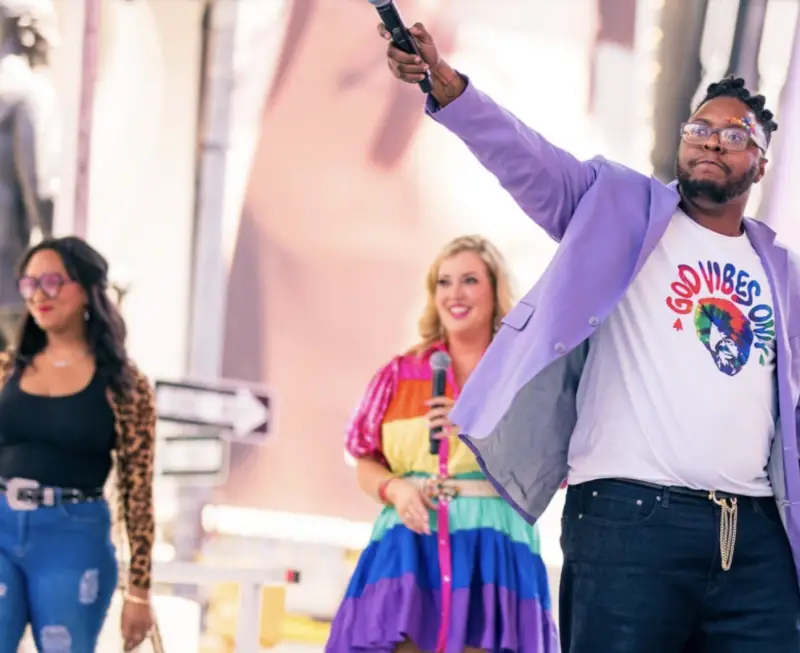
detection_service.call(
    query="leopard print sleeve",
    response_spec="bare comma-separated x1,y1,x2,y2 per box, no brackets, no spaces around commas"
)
119,370,157,590
0,351,12,384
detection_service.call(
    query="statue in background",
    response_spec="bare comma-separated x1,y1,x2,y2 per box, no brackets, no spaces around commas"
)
0,0,59,350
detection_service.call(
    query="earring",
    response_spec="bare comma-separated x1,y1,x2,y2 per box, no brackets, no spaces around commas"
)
84,309,90,322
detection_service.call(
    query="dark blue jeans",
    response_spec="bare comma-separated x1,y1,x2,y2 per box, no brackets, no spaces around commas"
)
560,478,800,653
0,493,118,651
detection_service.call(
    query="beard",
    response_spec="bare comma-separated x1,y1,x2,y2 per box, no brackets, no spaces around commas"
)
676,160,759,204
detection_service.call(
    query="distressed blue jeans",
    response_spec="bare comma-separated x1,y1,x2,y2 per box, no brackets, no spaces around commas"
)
0,493,118,652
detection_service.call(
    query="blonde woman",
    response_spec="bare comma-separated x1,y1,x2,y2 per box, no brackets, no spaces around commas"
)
326,236,558,653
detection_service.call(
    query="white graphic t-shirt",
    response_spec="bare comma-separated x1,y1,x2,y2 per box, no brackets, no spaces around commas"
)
568,210,778,496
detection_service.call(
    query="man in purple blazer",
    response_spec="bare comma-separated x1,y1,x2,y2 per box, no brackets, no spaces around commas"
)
380,22,800,653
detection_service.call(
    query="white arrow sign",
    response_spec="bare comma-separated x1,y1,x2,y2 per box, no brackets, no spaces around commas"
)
155,379,272,442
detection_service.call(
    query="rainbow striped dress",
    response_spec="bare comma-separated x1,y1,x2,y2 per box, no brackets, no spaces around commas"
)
326,344,558,653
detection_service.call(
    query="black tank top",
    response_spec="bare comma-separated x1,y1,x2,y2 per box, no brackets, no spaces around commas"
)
0,366,116,490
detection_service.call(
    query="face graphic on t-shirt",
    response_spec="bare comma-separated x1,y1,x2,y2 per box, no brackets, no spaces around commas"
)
694,297,754,376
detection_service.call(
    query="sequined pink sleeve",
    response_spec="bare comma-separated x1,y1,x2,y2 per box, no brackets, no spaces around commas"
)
344,357,399,465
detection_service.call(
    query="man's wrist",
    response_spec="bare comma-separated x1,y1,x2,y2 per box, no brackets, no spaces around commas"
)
429,60,465,108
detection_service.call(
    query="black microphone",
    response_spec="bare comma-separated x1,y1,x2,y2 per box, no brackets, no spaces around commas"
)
369,0,433,94
429,351,451,455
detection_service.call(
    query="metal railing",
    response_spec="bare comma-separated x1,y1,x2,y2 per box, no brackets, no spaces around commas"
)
152,560,287,653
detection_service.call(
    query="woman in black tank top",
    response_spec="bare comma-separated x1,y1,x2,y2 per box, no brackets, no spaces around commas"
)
0,236,158,652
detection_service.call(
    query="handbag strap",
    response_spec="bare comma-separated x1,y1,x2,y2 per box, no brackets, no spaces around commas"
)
149,621,166,653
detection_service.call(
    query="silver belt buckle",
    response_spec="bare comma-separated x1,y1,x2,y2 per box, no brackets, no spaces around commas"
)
6,477,40,511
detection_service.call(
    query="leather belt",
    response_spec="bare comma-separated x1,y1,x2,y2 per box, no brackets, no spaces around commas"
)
407,476,498,499
619,477,740,501
0,477,104,511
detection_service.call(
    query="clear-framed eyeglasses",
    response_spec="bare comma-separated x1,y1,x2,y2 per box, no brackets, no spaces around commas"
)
680,121,765,153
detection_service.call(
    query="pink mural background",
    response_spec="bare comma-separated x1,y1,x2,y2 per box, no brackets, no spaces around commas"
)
213,0,598,521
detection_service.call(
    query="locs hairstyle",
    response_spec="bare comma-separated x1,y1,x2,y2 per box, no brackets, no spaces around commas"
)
14,236,132,394
696,76,778,143
677,76,779,204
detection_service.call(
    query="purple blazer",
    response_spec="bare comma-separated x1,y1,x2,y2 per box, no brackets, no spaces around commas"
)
428,79,800,583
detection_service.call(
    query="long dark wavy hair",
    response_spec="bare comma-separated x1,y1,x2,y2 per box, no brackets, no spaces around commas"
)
14,236,132,394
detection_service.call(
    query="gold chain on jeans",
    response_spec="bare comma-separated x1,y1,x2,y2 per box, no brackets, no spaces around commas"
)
708,491,738,571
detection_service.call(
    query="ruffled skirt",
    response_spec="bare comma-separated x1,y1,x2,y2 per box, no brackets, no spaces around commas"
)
326,496,558,653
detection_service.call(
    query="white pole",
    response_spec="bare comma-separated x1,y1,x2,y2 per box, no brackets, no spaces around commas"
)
187,0,236,381
73,0,101,238
172,0,238,603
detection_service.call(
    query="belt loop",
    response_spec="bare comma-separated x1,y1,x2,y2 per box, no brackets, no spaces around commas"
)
662,487,671,508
